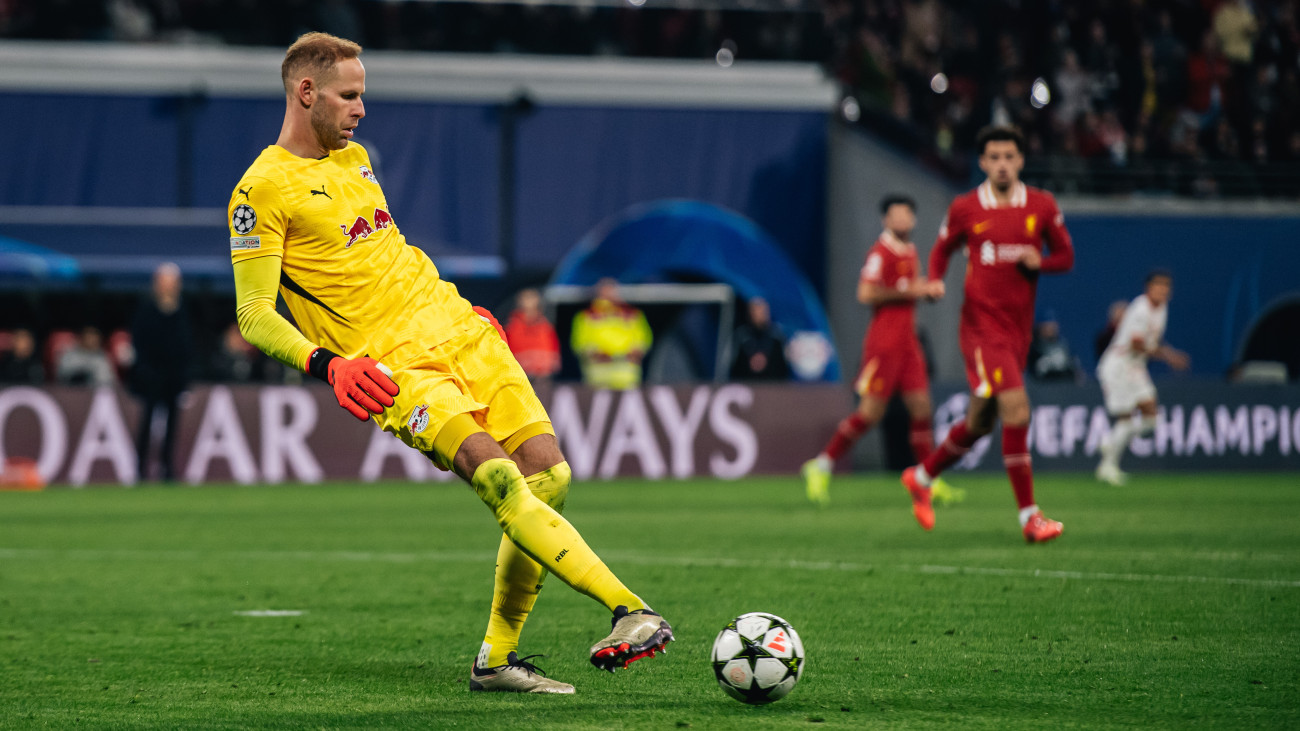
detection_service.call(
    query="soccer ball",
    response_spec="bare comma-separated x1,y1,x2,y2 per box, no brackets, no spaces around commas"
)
711,612,804,705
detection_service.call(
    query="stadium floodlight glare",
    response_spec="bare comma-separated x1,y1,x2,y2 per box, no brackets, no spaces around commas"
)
1031,77,1051,108
840,96,861,122
716,39,737,67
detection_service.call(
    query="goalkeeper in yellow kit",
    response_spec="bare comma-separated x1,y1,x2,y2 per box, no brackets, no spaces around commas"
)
227,32,672,694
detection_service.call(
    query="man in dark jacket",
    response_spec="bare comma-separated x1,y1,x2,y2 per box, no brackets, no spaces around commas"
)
731,297,789,381
132,263,193,482
0,329,45,384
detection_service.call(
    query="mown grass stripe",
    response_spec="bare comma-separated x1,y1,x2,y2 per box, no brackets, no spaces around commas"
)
4,547,1296,588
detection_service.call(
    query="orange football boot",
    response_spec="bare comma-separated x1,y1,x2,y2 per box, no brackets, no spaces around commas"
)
1022,512,1064,543
901,467,935,531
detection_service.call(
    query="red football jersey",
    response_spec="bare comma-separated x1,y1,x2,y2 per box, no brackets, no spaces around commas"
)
860,230,920,351
929,181,1074,357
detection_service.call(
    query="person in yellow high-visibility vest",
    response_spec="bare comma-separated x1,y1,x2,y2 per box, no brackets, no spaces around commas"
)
571,279,652,390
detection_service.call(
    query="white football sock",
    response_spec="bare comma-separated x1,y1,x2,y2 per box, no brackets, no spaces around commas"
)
1018,505,1039,527
1103,418,1138,467
914,464,932,488
815,454,833,471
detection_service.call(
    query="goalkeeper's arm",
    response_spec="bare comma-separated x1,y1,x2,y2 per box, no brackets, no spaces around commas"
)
232,256,398,420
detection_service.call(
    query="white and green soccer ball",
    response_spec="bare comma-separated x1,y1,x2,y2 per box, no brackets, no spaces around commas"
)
711,612,804,705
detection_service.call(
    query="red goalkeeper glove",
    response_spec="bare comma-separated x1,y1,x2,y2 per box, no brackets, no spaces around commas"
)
308,348,399,421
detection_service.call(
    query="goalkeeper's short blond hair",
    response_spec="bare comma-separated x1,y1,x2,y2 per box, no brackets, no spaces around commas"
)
281,32,362,93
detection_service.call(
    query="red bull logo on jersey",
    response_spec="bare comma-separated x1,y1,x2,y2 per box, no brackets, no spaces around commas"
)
339,208,394,247
340,216,373,247
359,165,378,184
407,404,430,435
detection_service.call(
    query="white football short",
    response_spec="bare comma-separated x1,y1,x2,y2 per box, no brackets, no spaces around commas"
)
1097,356,1156,415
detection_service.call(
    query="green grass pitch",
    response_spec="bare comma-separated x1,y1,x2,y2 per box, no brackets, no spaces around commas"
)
1,472,1297,729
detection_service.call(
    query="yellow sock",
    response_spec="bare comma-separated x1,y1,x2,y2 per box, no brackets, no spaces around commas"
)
470,459,644,622
479,463,569,668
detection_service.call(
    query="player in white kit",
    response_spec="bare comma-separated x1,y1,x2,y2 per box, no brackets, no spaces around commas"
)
1095,270,1189,484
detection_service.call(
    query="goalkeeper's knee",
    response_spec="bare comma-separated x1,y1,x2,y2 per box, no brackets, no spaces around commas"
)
526,461,571,513
471,458,551,536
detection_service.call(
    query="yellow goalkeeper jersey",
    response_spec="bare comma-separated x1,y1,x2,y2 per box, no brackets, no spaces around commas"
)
227,142,476,368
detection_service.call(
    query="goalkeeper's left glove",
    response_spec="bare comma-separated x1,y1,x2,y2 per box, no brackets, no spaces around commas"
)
308,347,399,421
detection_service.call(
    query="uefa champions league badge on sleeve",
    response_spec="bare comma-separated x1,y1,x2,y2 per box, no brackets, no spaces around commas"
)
232,204,257,235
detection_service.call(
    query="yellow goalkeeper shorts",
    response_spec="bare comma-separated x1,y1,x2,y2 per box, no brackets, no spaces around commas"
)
372,317,552,469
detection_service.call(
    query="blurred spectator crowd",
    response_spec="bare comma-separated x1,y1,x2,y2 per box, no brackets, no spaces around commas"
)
0,321,283,387
830,0,1300,196
2,0,1296,198
0,281,794,389
0,0,821,61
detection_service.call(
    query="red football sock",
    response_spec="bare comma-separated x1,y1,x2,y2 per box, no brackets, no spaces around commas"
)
1002,424,1035,509
909,418,935,462
921,421,977,477
823,412,872,460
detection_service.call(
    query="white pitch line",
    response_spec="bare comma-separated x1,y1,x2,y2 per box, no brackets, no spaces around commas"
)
909,564,1300,588
233,610,306,617
2,547,1298,589
600,553,1300,589
905,547,1298,564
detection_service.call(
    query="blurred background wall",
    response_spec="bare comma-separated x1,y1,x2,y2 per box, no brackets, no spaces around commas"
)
1,0,1298,481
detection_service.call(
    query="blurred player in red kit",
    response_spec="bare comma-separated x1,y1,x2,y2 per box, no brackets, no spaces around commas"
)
802,195,961,506
901,126,1075,543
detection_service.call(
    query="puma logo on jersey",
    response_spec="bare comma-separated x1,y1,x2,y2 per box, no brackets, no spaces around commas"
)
311,185,332,199
339,207,394,247
237,186,252,199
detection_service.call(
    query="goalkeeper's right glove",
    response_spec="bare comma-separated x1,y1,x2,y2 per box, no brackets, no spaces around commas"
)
308,347,399,421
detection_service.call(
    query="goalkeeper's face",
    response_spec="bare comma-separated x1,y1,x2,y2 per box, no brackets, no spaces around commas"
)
311,58,366,152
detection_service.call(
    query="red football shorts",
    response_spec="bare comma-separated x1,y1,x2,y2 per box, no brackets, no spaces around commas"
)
854,341,929,399
960,342,1025,398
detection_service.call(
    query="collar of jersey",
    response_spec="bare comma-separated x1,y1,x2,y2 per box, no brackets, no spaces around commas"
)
879,229,915,255
977,180,1028,209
